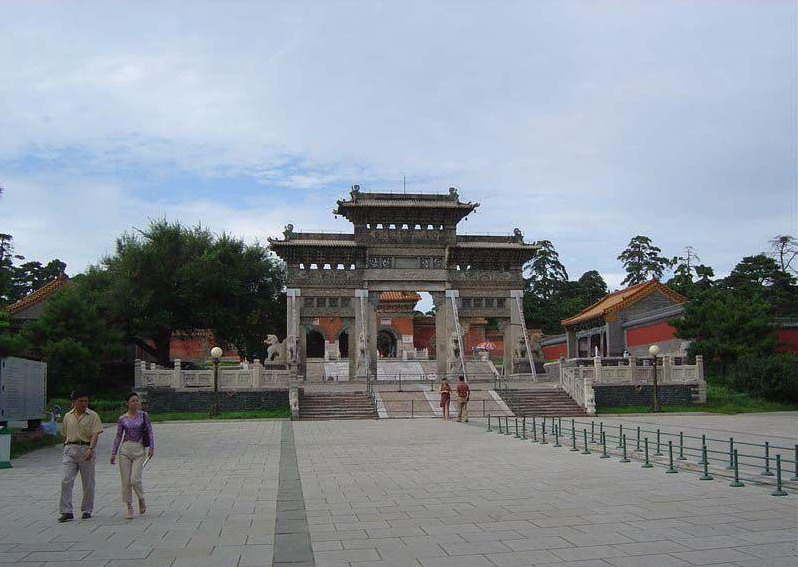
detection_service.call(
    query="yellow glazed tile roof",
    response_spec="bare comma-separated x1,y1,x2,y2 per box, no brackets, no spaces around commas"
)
562,279,686,326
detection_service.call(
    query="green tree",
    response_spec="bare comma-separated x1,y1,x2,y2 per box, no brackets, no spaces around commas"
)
524,240,568,300
8,259,67,302
0,310,29,356
86,220,286,365
724,254,798,316
22,286,126,394
768,234,797,275
576,270,607,305
617,235,673,286
523,271,608,335
673,286,776,378
0,233,25,305
667,247,715,297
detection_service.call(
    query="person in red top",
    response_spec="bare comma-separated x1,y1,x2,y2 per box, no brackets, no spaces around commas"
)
439,377,452,421
456,376,470,423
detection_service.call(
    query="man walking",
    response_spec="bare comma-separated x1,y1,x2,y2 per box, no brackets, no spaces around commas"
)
58,390,104,522
456,376,470,423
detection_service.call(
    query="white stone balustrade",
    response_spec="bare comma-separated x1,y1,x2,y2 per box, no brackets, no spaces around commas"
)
551,355,705,415
134,359,290,391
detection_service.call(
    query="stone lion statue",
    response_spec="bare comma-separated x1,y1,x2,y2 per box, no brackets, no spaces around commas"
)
285,334,298,363
357,331,368,362
449,331,461,359
514,335,527,359
528,330,544,362
264,334,284,362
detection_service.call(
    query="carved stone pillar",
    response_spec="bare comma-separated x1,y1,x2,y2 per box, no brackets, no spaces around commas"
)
431,291,447,380
353,290,368,379
367,291,380,381
286,289,301,380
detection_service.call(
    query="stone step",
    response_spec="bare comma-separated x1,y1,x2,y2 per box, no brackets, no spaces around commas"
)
497,388,588,417
299,392,377,420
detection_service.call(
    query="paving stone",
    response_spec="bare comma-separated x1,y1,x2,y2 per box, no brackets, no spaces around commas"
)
672,548,758,564
551,545,629,561
604,554,691,567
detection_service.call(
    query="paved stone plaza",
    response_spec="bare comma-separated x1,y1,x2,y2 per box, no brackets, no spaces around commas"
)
1,416,796,566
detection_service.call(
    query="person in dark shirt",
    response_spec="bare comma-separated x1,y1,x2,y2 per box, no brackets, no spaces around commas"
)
456,376,470,422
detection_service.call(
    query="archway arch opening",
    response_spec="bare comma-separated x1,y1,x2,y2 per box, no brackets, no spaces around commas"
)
306,330,325,359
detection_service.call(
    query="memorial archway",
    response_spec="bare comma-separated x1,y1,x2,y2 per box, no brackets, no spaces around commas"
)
269,187,538,381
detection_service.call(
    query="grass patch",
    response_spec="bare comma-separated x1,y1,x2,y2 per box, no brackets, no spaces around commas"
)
148,408,290,421
48,399,291,423
10,431,63,459
598,383,798,415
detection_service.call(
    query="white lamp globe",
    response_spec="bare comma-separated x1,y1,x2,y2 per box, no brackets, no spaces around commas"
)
648,344,660,357
210,346,223,360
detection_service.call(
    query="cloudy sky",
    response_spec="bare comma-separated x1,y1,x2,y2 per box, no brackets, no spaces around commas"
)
1,1,795,294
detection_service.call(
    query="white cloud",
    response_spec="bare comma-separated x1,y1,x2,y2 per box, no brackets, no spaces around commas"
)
0,1,795,282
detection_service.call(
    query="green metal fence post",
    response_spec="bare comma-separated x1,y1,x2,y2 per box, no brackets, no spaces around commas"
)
497,415,503,434
763,441,775,476
772,455,788,496
730,450,744,487
636,426,641,452
698,435,707,465
677,432,686,461
666,441,678,473
487,414,492,432
642,438,653,468
620,434,631,462
617,424,624,449
531,417,538,442
600,431,609,458
570,423,579,452
540,419,548,444
700,445,713,480
582,429,591,454
655,429,663,456
554,420,562,447
726,438,735,470
515,417,520,438
521,417,527,440
591,421,595,444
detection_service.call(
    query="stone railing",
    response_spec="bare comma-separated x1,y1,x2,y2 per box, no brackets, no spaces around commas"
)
558,360,597,416
134,359,290,391
548,355,705,415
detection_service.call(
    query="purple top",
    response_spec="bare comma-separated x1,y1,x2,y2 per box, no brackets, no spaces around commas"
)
111,412,155,457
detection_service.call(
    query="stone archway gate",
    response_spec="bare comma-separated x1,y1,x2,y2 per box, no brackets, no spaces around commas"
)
269,186,539,382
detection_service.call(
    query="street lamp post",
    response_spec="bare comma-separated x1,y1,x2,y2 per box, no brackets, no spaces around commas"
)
649,344,661,412
210,346,223,417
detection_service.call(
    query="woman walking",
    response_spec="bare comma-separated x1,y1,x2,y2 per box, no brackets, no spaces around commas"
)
110,393,155,520
439,377,452,421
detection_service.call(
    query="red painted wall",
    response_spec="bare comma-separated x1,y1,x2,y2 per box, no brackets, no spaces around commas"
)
413,318,436,353
776,329,798,353
625,322,678,347
542,343,567,361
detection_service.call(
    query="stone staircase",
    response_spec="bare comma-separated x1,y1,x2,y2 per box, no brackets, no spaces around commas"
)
298,391,377,420
497,388,588,417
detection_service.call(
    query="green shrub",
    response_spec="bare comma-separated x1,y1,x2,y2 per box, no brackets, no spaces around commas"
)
726,354,798,403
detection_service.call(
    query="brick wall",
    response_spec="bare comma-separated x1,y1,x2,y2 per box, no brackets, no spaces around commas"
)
144,388,289,412
594,384,701,408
